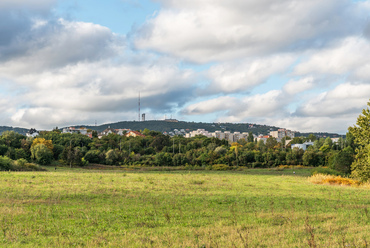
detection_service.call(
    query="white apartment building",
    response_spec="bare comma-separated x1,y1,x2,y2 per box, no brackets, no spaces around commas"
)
185,129,212,138
186,129,249,143
291,142,314,151
270,128,295,142
63,127,88,135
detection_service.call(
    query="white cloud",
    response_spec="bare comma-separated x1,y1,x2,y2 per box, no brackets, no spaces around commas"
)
0,57,196,129
183,90,288,119
205,55,294,94
294,37,370,77
273,117,353,134
135,0,368,63
283,76,315,95
295,83,370,117
182,96,238,115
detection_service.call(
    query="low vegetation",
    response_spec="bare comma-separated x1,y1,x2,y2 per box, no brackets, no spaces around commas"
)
0,168,369,247
309,173,363,187
0,156,45,171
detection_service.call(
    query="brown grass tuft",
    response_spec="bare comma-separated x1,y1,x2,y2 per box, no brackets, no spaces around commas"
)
309,174,361,186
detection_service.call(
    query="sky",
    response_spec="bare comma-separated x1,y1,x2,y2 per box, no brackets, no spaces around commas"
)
1,0,370,134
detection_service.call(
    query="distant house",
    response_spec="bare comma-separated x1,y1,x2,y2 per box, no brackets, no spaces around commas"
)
63,127,88,135
115,129,130,135
26,128,39,138
99,127,117,137
291,142,314,151
256,135,271,144
126,130,145,138
331,138,340,144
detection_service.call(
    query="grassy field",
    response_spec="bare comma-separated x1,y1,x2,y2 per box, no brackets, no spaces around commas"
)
0,167,369,247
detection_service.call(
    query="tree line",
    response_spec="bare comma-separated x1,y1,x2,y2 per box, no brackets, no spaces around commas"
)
0,128,355,174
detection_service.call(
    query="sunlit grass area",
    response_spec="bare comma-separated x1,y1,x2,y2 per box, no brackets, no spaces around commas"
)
0,168,369,247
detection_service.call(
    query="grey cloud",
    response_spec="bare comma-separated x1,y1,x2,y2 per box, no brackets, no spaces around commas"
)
0,1,125,73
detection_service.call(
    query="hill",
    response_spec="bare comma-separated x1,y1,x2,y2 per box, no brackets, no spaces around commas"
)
78,120,343,137
0,126,29,135
80,120,277,134
0,120,344,138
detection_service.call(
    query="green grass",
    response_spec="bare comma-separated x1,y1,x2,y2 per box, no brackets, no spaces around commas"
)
0,168,369,247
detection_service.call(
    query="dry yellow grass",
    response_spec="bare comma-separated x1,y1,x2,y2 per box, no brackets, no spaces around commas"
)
309,173,362,186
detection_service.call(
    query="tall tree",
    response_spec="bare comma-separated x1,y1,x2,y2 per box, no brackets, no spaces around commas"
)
348,100,370,181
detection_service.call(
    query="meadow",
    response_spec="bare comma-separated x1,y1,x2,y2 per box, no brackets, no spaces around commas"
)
0,167,369,247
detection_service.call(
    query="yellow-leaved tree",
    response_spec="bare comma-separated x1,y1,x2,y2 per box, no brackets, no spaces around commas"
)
31,138,54,152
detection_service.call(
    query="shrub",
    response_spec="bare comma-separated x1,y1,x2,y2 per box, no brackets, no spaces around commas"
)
0,156,13,171
0,156,45,171
15,158,28,167
212,164,230,171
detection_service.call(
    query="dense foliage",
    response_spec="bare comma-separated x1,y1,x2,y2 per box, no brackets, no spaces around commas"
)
0,128,354,172
348,100,370,181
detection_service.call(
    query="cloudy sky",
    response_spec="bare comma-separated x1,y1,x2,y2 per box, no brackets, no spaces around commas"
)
1,0,370,134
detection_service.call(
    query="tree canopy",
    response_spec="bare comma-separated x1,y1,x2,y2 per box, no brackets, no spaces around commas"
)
348,100,370,181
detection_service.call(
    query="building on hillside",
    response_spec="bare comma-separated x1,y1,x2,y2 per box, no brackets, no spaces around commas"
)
115,129,131,135
213,131,225,140
291,142,314,151
185,129,250,143
26,128,39,138
331,138,340,144
126,130,145,137
185,129,211,138
270,128,295,142
256,135,271,143
99,127,116,137
63,127,88,135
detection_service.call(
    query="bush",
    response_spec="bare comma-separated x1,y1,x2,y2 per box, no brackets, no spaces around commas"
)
84,150,103,164
15,158,28,167
0,156,13,171
0,156,45,171
212,164,230,171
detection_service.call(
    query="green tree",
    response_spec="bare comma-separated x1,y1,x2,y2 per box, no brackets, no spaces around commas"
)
247,132,254,143
0,144,8,156
0,156,13,171
31,144,53,165
105,149,120,165
265,137,278,150
323,137,333,149
348,100,370,181
290,137,304,145
307,134,317,142
330,147,354,174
